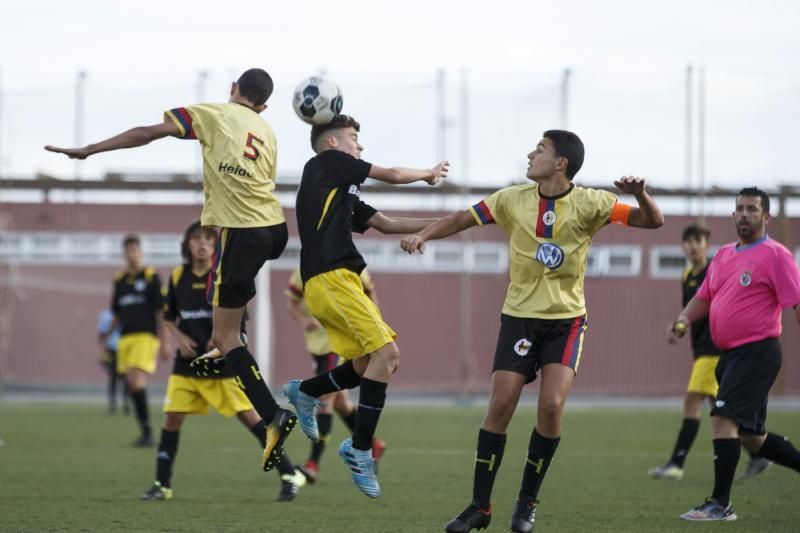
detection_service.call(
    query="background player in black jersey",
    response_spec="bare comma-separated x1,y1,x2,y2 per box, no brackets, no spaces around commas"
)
651,224,770,480
140,222,306,502
106,235,164,446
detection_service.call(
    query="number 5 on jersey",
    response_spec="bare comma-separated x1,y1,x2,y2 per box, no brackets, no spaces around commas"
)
244,133,264,161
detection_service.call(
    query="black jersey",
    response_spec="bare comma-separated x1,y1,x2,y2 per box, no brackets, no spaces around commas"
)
111,267,163,336
682,263,719,357
164,265,244,378
296,150,378,283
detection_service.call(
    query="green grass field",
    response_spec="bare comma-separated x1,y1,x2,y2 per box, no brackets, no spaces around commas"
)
0,402,797,532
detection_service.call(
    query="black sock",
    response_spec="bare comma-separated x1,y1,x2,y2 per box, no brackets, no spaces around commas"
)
669,418,700,468
711,438,740,507
156,429,179,488
352,378,386,451
472,429,506,511
249,420,295,475
131,389,151,436
518,427,560,502
300,360,361,397
757,433,800,472
340,409,357,433
225,346,279,422
310,413,333,463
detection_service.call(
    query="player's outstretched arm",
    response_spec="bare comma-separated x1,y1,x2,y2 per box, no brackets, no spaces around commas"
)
400,210,477,254
44,122,181,160
668,296,710,342
366,212,439,235
613,176,664,229
369,161,449,186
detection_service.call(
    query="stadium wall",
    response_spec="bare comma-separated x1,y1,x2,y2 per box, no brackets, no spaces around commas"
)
1,202,798,396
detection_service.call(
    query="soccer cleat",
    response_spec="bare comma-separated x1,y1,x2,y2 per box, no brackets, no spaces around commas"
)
276,468,307,502
372,437,387,474
444,503,492,532
297,460,319,484
338,437,380,498
680,498,737,521
140,481,172,501
132,433,154,448
738,457,771,480
283,379,320,441
262,408,297,472
648,462,684,480
510,499,537,533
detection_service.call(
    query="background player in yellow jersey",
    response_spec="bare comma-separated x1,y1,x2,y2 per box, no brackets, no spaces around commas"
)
106,235,164,447
141,222,306,502
45,69,296,471
650,224,770,481
285,267,386,482
401,130,664,532
282,114,447,498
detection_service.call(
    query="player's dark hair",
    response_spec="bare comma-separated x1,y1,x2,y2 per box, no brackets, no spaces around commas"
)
738,186,770,214
543,129,585,179
122,234,140,248
236,68,274,106
310,114,361,152
181,221,216,264
682,224,710,242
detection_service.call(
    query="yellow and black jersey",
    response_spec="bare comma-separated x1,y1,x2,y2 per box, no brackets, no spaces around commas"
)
164,102,284,229
164,265,242,378
112,267,163,336
296,150,377,283
681,263,718,358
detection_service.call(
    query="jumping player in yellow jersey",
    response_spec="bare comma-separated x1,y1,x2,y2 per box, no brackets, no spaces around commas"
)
401,130,664,533
282,114,447,498
44,69,296,473
285,268,386,482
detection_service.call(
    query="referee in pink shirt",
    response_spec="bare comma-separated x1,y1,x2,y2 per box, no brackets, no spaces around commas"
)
669,187,800,522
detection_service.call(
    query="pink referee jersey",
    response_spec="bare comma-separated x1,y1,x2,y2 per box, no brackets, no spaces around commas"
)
696,236,800,350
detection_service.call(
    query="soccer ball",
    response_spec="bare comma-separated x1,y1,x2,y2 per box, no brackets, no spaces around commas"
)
292,77,343,125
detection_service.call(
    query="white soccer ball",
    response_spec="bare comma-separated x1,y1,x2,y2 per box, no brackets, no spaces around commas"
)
292,76,343,125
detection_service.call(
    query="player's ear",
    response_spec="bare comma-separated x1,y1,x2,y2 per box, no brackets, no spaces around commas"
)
254,104,267,113
230,82,237,97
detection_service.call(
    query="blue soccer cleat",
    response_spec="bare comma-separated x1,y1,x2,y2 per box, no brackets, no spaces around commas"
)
283,379,320,441
338,437,381,498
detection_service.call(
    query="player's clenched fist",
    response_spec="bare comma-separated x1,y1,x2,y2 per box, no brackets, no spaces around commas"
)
401,235,426,254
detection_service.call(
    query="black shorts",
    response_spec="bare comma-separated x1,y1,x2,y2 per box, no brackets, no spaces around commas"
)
711,338,782,434
311,352,342,375
207,224,288,309
493,313,588,384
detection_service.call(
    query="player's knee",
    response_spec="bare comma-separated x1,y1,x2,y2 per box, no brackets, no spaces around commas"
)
487,394,517,420
375,344,400,373
538,395,565,422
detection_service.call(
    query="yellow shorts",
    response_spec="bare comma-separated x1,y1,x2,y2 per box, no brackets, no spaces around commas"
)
304,268,397,359
116,333,160,375
163,374,254,417
687,355,720,396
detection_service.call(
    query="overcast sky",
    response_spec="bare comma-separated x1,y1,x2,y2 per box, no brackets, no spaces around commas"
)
1,0,799,192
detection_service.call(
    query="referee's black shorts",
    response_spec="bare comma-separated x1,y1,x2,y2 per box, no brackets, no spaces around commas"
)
711,338,782,434
207,223,288,309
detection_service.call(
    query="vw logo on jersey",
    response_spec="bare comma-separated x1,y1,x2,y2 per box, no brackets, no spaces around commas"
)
536,242,565,269
542,210,557,226
740,270,752,287
514,338,532,357
134,279,147,292
348,184,361,197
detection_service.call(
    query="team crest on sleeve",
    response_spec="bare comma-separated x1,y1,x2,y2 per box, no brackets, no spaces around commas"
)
739,270,752,287
542,210,557,226
514,338,532,357
535,242,565,269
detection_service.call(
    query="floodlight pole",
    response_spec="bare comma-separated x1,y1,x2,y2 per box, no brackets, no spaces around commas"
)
459,68,475,393
560,68,571,129
74,70,87,180
697,65,706,221
685,64,693,214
